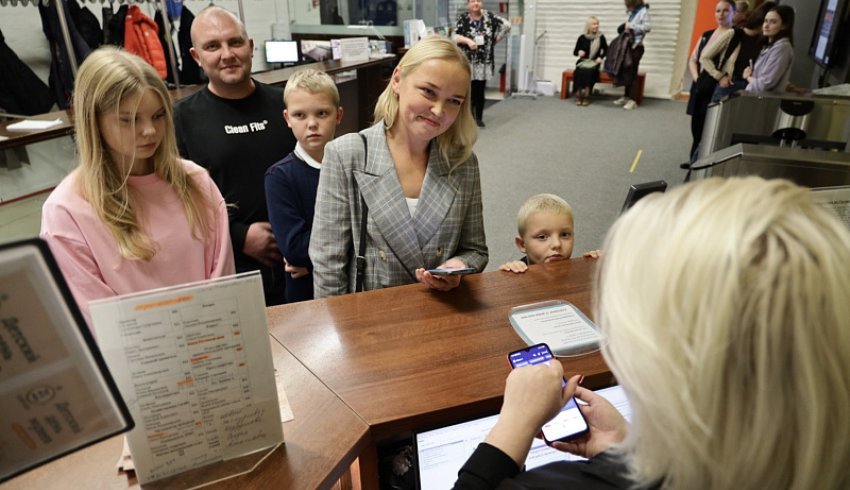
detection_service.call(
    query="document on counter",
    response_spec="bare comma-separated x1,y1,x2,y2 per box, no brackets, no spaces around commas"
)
811,185,850,231
0,239,133,483
509,300,601,356
5,118,63,132
90,272,283,484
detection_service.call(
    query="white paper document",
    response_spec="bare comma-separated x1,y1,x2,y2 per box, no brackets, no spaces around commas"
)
509,301,601,356
811,185,850,231
90,273,283,484
6,119,63,132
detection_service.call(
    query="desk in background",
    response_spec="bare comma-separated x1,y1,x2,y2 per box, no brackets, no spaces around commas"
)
268,257,613,486
1,338,370,490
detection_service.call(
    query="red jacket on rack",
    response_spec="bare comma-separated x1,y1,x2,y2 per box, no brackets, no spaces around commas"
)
124,5,167,78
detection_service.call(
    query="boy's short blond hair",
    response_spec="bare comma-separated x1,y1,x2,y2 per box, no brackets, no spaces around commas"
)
517,193,574,236
283,68,340,107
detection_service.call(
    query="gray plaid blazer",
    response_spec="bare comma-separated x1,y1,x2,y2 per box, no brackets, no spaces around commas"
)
309,123,489,298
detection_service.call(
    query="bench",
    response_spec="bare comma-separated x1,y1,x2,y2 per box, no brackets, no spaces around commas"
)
560,69,646,105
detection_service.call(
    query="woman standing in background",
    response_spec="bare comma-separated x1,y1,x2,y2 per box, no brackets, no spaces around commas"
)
686,0,736,162
614,0,651,111
744,4,795,93
573,16,608,106
453,0,510,127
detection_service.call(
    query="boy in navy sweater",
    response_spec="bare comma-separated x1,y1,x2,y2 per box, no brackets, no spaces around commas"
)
265,69,343,302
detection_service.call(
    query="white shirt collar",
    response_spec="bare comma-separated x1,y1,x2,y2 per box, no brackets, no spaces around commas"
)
294,142,322,170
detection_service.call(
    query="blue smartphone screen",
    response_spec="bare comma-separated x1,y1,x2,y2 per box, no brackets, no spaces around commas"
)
507,343,588,442
508,343,553,368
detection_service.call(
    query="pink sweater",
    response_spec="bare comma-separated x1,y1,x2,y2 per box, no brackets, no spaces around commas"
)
40,159,235,326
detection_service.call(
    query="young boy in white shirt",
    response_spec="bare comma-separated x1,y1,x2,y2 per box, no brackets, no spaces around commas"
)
265,69,344,301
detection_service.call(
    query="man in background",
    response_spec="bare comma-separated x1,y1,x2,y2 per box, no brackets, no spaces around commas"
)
174,6,295,305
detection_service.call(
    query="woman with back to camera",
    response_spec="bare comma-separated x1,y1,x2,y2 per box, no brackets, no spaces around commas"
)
573,16,608,107
686,0,736,163
40,47,234,328
309,36,488,298
744,4,795,93
453,0,510,127
454,177,850,489
700,1,776,103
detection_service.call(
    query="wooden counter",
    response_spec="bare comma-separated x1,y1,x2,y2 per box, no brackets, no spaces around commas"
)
1,337,370,490
267,257,613,486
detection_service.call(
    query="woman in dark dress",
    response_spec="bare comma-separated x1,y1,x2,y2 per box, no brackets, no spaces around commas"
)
573,16,608,106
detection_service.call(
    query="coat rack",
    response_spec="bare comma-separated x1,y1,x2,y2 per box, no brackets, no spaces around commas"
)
4,0,247,88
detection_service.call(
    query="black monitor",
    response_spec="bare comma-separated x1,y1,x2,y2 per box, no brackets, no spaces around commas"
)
265,40,301,65
621,180,667,214
810,0,850,67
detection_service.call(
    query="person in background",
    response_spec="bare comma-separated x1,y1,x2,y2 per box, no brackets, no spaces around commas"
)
310,36,488,298
744,4,795,93
686,0,735,162
572,16,608,107
40,47,234,327
453,0,510,127
455,177,850,488
700,1,775,103
614,0,651,111
733,0,750,27
173,6,297,306
499,194,599,273
265,68,344,303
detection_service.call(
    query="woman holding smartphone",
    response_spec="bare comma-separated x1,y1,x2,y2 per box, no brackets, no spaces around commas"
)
454,177,850,488
309,36,488,298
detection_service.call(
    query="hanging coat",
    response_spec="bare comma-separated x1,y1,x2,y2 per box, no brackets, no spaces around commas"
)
38,0,92,109
603,30,635,86
154,10,178,83
0,28,54,115
103,4,128,46
124,5,167,78
68,0,102,51
177,6,204,85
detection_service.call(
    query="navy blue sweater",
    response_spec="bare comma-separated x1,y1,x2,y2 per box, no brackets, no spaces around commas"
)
265,151,320,303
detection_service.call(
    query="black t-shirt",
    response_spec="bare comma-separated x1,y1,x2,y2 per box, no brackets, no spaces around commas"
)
173,80,296,273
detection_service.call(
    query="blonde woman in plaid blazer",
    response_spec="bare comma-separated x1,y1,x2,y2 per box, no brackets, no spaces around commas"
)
310,36,488,297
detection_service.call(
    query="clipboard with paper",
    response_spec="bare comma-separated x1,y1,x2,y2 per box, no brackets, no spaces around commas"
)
509,300,601,357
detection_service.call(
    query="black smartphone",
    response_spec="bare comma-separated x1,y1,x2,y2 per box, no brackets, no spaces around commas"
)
507,343,589,443
427,267,476,276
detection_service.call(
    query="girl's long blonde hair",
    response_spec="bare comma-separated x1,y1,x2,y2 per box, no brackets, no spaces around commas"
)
373,35,478,168
73,47,213,261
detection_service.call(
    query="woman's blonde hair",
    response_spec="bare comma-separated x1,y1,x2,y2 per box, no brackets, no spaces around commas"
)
73,47,213,261
584,16,600,36
596,177,850,489
373,35,478,168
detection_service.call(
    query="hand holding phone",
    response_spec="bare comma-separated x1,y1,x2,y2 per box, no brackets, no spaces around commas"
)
507,343,589,443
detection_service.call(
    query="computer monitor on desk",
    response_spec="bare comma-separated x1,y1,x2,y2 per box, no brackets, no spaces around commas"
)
265,40,301,67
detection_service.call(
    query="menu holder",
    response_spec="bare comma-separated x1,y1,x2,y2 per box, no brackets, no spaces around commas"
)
90,271,283,485
0,239,134,483
509,300,602,357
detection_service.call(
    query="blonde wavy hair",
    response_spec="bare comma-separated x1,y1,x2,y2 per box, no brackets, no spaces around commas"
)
373,35,478,168
584,16,600,36
73,47,213,261
595,177,850,489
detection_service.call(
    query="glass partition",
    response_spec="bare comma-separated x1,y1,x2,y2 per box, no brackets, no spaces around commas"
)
288,0,452,33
